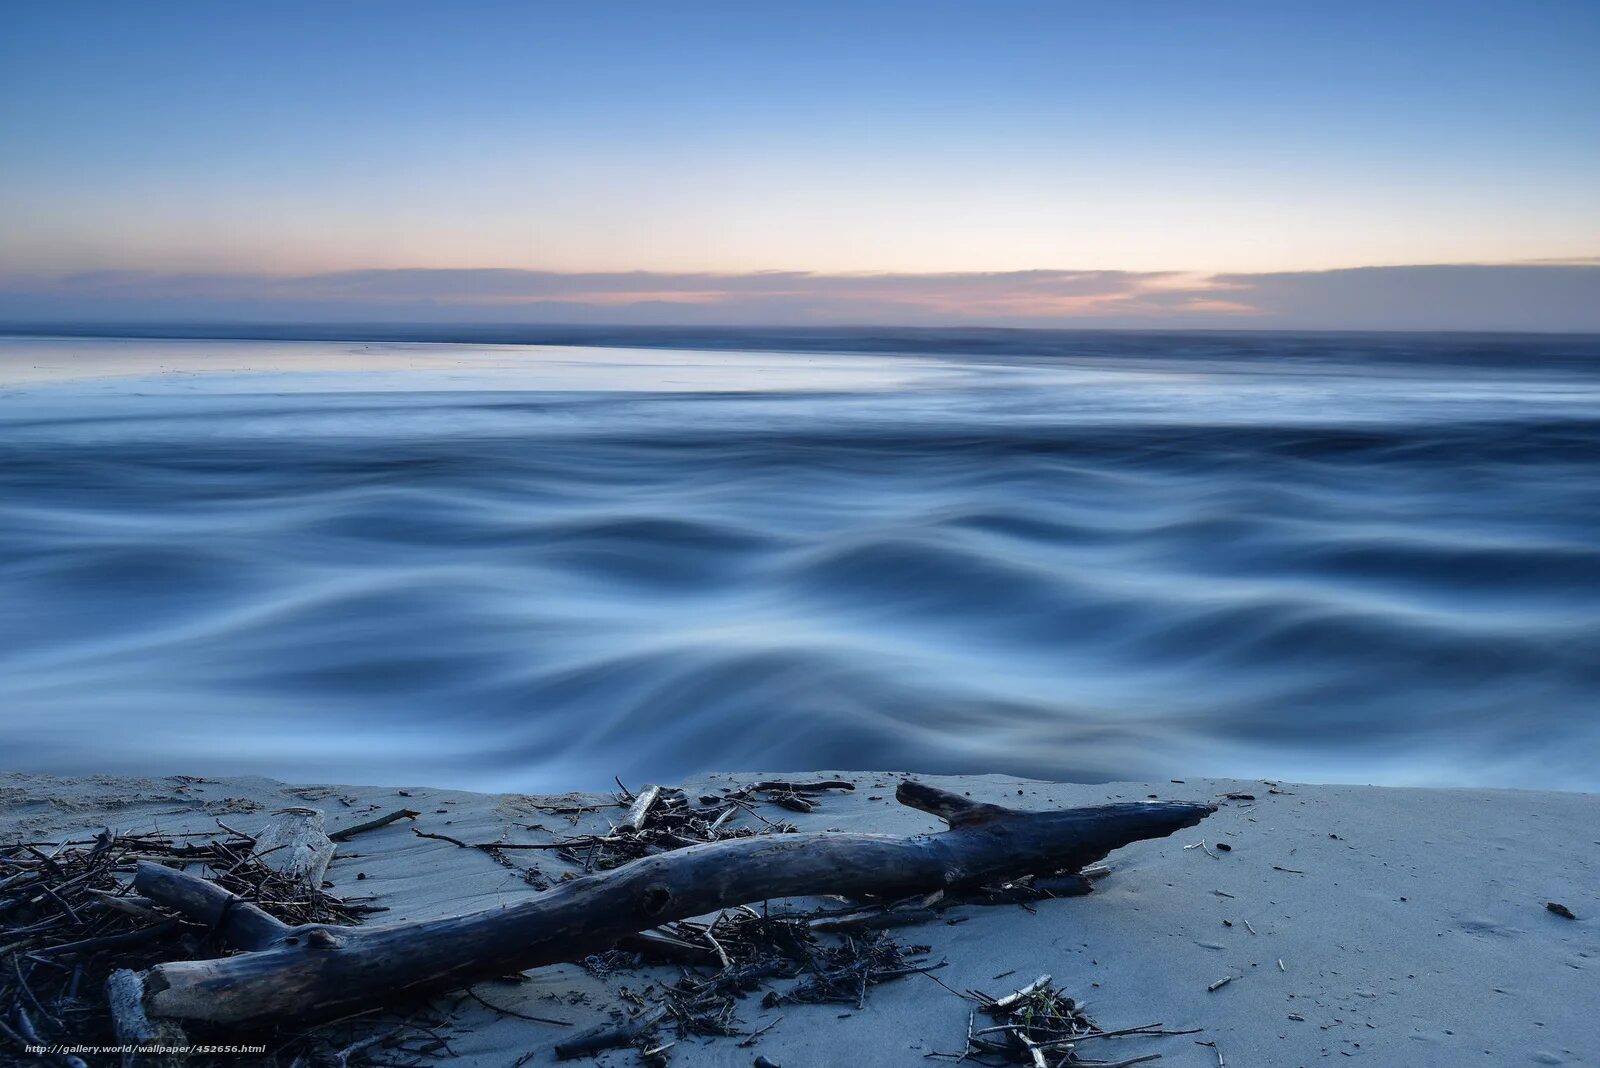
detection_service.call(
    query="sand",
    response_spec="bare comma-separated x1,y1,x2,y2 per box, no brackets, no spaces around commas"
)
2,771,1595,1067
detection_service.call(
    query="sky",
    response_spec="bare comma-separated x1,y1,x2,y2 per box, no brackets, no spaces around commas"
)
2,1,1597,330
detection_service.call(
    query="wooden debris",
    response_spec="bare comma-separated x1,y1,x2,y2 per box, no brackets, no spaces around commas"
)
553,1004,668,1059
6,780,1213,1065
251,807,335,889
543,786,801,873
107,783,1212,1026
620,784,663,833
986,974,1052,1014
329,808,422,841
718,780,855,815
1546,901,1577,920
0,827,387,1068
595,907,935,1051
744,780,855,795
807,905,940,932
958,974,1198,1065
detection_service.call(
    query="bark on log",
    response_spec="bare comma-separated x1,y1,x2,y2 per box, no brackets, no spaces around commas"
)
111,782,1211,1027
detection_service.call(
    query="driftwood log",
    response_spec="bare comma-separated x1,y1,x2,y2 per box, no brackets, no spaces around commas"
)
109,782,1211,1030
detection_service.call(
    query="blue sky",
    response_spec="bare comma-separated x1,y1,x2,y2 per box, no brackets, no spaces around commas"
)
2,1,1597,328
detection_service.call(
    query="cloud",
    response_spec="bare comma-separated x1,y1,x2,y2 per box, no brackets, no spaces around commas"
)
1211,264,1600,332
0,262,1595,332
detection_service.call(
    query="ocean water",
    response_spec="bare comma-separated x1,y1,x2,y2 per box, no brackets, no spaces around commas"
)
2,331,1598,793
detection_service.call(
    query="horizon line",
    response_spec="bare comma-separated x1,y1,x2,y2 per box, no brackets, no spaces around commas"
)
6,320,1599,341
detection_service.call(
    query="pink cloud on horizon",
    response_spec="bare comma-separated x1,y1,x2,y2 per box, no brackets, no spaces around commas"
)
0,261,1595,332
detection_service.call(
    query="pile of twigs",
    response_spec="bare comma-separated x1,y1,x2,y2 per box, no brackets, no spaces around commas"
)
0,829,409,1067
762,928,936,1008
569,903,939,1063
660,906,937,1017
708,779,857,814
936,974,1201,1067
552,780,852,872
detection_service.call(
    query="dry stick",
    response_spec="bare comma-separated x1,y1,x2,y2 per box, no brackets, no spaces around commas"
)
615,929,713,964
808,907,939,933
702,928,733,971
706,806,739,834
0,1015,33,1058
918,966,978,1004
746,780,855,794
1197,1039,1226,1067
85,889,168,924
1069,1025,1203,1042
553,1004,668,1060
331,1025,401,1068
736,1015,782,1048
12,959,53,1032
985,974,1052,1014
329,810,421,842
30,919,180,958
620,786,662,834
13,1004,88,1068
39,885,81,924
725,796,784,830
462,987,571,1026
114,785,1212,1026
213,819,255,842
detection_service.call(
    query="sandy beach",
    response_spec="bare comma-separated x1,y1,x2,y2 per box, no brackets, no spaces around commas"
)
3,771,1593,1067
8,3,1599,1065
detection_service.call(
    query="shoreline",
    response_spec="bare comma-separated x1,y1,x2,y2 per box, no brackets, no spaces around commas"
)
3,771,1595,1066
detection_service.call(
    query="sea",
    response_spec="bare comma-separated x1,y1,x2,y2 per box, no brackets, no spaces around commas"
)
2,328,1597,793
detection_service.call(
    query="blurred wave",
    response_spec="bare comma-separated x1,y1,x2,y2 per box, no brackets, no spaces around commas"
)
2,333,1598,791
